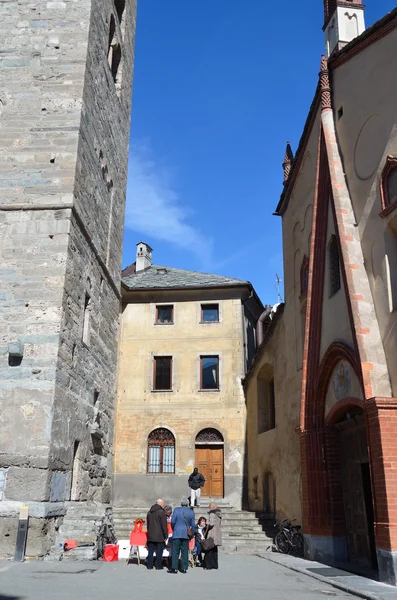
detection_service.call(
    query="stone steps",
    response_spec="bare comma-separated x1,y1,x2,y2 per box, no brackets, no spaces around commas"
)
113,506,274,555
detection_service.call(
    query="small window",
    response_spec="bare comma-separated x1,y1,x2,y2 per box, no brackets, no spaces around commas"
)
156,305,174,324
329,235,341,297
257,366,276,433
114,0,125,24
200,356,219,390
147,428,175,474
82,293,91,346
153,356,172,391
201,304,219,323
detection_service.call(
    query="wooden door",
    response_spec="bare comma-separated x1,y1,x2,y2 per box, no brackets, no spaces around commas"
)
338,417,372,567
195,445,224,497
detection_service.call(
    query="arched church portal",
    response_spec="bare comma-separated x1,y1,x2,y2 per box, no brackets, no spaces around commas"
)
326,401,377,569
195,428,224,498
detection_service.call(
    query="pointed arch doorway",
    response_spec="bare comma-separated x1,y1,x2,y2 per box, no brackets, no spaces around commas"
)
195,428,224,498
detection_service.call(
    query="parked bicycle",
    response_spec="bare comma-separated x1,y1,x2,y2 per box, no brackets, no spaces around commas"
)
96,507,118,558
273,519,304,557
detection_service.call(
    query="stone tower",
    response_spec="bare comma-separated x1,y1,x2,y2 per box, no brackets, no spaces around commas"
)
0,0,136,556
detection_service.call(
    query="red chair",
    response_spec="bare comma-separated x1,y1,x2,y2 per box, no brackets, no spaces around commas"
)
128,531,147,566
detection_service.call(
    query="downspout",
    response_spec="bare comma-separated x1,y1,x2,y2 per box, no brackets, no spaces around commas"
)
255,304,272,348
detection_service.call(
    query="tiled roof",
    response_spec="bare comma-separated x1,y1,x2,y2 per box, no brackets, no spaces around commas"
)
122,264,250,291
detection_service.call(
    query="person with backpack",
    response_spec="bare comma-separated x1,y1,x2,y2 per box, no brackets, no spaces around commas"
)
168,498,195,574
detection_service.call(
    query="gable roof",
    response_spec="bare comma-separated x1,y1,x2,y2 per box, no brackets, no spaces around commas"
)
122,263,251,291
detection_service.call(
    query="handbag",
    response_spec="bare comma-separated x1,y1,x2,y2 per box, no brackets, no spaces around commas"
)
201,537,215,552
182,508,193,539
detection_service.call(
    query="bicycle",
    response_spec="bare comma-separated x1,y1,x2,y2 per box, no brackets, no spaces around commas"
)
96,507,118,558
273,519,304,557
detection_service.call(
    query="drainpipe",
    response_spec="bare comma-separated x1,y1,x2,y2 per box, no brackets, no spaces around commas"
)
255,304,272,348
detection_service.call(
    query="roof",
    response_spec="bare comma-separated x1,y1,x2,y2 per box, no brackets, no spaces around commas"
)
122,263,251,291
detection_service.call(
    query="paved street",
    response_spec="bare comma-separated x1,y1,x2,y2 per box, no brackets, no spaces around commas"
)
0,555,358,600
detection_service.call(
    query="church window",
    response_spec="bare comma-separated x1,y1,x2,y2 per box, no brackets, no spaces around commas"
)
300,255,309,296
156,305,174,324
329,235,341,297
147,428,175,474
201,304,219,323
153,356,172,390
380,156,397,217
257,365,276,433
200,356,219,390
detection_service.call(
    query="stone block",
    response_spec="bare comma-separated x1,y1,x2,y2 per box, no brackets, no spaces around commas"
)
8,340,24,357
0,515,18,558
4,466,50,501
50,470,71,502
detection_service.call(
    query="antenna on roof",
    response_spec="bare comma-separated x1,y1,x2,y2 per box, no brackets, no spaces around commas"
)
275,274,282,304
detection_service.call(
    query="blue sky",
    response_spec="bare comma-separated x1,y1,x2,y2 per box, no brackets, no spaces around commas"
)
123,0,396,305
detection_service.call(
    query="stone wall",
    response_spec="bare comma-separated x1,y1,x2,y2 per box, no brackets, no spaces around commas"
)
0,0,136,556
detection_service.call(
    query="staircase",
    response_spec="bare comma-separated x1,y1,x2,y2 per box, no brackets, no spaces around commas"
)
113,504,274,555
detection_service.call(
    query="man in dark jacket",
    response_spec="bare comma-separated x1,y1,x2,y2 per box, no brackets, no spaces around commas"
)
188,467,205,507
146,498,168,570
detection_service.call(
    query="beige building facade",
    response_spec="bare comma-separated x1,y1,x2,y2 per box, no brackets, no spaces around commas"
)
113,243,263,508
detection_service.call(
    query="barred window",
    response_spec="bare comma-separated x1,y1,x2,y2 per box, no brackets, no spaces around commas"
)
147,428,175,474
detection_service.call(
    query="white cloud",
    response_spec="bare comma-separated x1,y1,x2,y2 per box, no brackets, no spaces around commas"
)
125,142,213,267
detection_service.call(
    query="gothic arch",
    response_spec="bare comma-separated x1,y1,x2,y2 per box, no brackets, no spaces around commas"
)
314,342,363,428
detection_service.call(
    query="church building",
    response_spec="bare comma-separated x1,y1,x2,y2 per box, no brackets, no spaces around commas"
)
244,0,397,586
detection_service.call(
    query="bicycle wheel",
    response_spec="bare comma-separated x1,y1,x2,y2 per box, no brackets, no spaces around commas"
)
275,531,290,554
292,533,304,557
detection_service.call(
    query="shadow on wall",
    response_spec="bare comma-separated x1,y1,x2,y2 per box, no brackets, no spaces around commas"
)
0,596,24,600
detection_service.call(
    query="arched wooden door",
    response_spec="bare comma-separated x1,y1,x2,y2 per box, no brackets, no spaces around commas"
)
195,428,224,498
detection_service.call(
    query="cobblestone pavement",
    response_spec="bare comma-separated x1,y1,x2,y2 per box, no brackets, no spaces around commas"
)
0,555,358,600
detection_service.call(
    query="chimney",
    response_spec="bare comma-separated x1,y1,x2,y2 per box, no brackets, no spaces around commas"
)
323,0,365,58
136,242,153,272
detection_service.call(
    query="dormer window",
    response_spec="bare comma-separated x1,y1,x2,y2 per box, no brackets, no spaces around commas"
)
380,156,397,217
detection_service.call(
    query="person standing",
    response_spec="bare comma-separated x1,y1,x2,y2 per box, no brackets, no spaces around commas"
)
203,503,222,570
146,498,168,570
168,498,195,574
188,467,205,507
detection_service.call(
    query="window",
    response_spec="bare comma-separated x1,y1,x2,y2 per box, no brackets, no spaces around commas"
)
201,304,219,323
200,356,219,390
156,305,174,324
114,0,125,24
300,255,309,296
384,223,397,312
82,293,91,345
329,234,341,297
147,428,175,474
107,14,122,96
380,155,397,216
257,365,276,433
153,356,172,391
